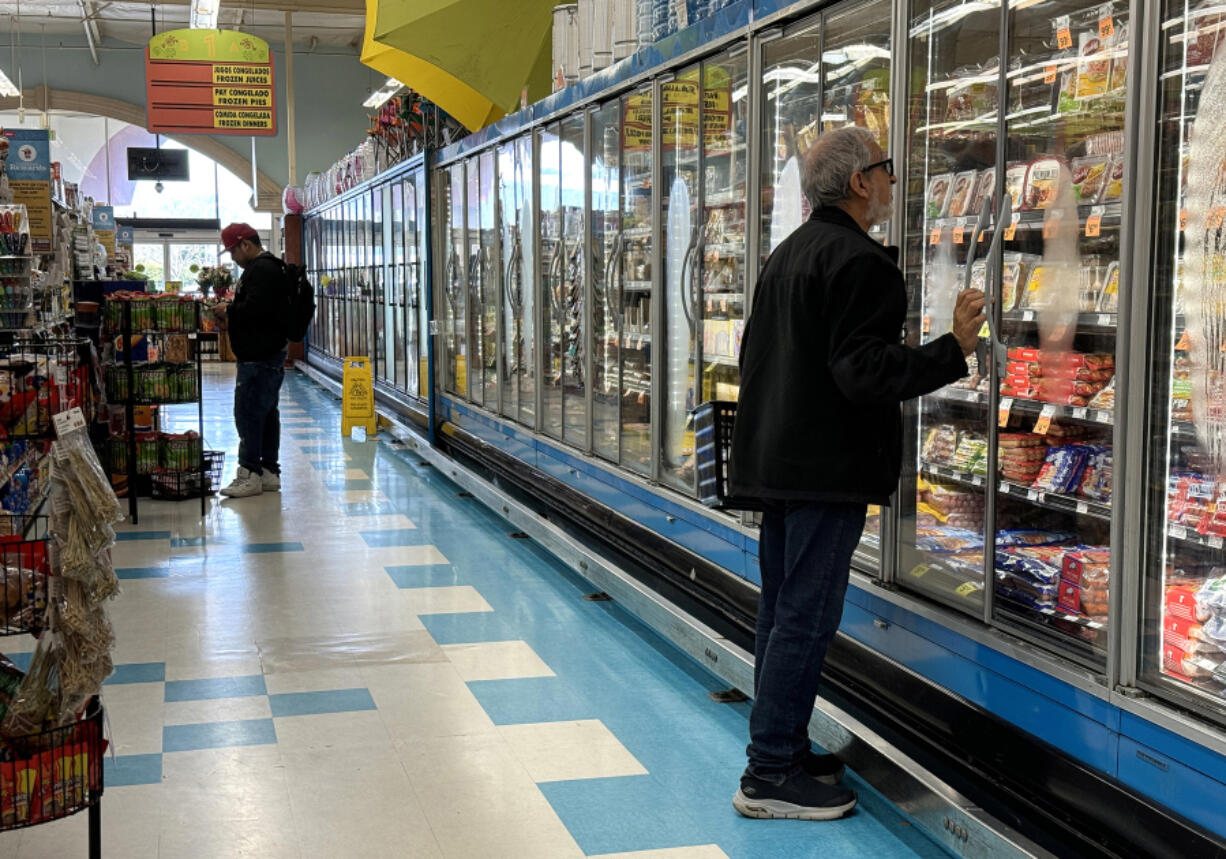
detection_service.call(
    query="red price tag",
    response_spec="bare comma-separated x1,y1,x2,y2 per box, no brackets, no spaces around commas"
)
952,223,965,244
1085,207,1104,238
1099,14,1115,38
929,225,943,245
1044,64,1059,84
1003,214,1020,241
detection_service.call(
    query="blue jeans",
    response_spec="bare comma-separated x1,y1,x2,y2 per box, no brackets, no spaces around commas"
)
235,352,286,476
745,499,868,782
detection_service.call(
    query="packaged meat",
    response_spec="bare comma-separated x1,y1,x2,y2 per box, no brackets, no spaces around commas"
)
1005,163,1029,210
998,432,1046,449
1166,616,1222,655
1019,264,1049,309
1062,548,1110,586
947,170,979,217
946,75,999,122
997,547,1065,585
1057,579,1083,614
1023,158,1063,211
1077,448,1113,502
995,529,1076,548
1040,379,1108,399
1102,156,1124,201
1089,379,1115,410
1071,155,1111,203
926,173,954,219
1166,586,1206,623
916,528,984,554
1001,253,1032,311
922,424,959,464
1075,32,1111,99
1108,23,1128,91
1033,445,1094,494
1196,576,1226,617
996,569,1059,608
1097,262,1120,312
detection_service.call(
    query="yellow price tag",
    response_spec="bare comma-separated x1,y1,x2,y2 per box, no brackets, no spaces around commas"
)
1085,207,1104,238
1044,64,1059,84
1056,15,1073,49
956,582,980,597
1098,13,1115,39
1033,403,1057,435
910,564,932,578
1003,214,1020,241
1209,206,1226,230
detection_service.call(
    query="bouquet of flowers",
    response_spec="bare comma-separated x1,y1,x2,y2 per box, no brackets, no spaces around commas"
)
190,265,233,298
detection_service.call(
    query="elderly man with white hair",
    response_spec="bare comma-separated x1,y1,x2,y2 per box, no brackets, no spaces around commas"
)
729,126,986,821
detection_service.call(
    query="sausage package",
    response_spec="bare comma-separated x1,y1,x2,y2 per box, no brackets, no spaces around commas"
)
1102,156,1125,201
970,167,996,215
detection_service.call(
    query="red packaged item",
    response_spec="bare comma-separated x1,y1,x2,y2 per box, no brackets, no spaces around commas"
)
1007,361,1042,377
1164,615,1222,656
1163,643,1192,676
1009,347,1040,362
1166,586,1203,622
1062,549,1110,586
1057,579,1081,614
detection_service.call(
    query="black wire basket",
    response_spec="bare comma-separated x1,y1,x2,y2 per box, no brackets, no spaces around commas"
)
150,450,224,501
692,401,762,512
0,696,105,831
0,514,50,637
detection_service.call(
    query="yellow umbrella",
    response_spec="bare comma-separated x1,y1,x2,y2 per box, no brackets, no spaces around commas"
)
372,0,555,118
362,0,506,132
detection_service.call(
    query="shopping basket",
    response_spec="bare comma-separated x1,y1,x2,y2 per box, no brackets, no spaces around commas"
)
692,401,762,511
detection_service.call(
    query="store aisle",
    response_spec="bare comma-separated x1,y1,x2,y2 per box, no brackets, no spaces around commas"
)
2,365,951,859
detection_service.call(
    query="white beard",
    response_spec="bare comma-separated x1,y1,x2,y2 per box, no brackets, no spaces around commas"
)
866,195,893,227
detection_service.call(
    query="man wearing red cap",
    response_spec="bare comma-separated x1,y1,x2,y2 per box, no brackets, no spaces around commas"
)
212,223,288,498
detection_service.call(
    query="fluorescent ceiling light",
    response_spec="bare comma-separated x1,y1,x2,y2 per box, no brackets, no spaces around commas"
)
363,78,403,109
191,0,219,30
0,69,19,99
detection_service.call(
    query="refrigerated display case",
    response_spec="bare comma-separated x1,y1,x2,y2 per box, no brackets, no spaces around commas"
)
1141,0,1226,715
442,163,468,396
621,86,654,475
561,115,589,448
498,136,536,428
592,99,623,463
540,123,565,440
901,0,1128,661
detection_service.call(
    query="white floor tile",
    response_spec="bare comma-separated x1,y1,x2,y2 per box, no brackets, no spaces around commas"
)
442,640,556,682
402,585,492,616
343,468,369,479
262,666,365,694
498,719,649,783
273,710,391,752
164,695,274,726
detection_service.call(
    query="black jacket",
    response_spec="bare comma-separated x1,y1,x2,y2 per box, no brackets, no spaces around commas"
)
227,252,288,362
728,207,968,506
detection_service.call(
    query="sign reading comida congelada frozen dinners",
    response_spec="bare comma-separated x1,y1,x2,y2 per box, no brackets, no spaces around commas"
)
92,206,115,264
2,129,53,253
146,29,277,136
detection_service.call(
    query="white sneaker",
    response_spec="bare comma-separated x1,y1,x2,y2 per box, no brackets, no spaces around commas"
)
221,467,263,498
261,471,281,492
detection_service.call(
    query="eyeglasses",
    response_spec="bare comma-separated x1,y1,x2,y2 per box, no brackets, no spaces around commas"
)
862,157,894,178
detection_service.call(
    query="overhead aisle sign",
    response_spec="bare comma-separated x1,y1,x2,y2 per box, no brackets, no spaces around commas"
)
146,29,277,136
2,129,53,253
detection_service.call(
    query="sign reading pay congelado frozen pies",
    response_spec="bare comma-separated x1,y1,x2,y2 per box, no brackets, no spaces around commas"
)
145,29,277,136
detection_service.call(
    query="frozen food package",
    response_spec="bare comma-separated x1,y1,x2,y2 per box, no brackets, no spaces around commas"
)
995,529,1076,548
1088,379,1116,410
996,569,1059,608
946,171,979,218
1001,254,1029,310
1108,23,1128,91
969,260,987,294
1033,445,1094,494
945,69,999,121
926,173,954,219
1020,264,1049,309
970,167,996,215
1023,158,1063,210
1102,156,1125,201
1079,257,1109,311
997,547,1065,585
1071,155,1111,204
1075,32,1111,100
1096,261,1120,312
1005,163,1030,210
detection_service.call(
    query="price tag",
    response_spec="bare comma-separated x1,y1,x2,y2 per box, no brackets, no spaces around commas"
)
52,407,87,438
1073,407,1089,419
1023,310,1035,322
930,224,943,245
1028,489,1040,501
1170,525,1188,540
1180,209,1188,231
955,582,981,597
1209,207,1226,230
972,475,984,486
1033,403,1058,435
923,314,932,334
1088,620,1104,629
1097,313,1112,326
910,563,931,578
1211,535,1225,549
1003,213,1021,241
1076,502,1089,514
1044,64,1059,84
1098,8,1115,39
1085,206,1105,237
1056,15,1073,49
953,222,966,244
1097,410,1113,424
999,397,1014,427
979,321,991,338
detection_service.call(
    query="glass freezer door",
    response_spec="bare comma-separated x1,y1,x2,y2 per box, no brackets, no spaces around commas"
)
442,165,467,397
498,141,522,424
466,157,484,405
480,149,499,409
592,100,623,464
540,125,565,440
620,87,654,475
561,115,589,449
1141,0,1226,714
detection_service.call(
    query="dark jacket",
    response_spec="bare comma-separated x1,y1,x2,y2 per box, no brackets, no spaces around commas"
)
227,252,288,362
728,207,968,506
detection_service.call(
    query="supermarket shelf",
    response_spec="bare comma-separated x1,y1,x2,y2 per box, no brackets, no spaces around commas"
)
928,387,990,406
929,387,1116,428
703,242,745,256
996,594,1107,632
1167,523,1226,551
1002,310,1118,329
924,202,1123,234
703,292,745,301
701,355,739,368
921,463,1111,521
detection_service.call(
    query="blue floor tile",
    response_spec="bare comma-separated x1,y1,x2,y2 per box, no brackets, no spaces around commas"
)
165,674,267,702
116,531,171,542
104,753,163,787
360,529,423,548
540,775,712,855
384,564,461,589
269,688,377,718
106,662,166,685
116,566,170,580
342,501,402,516
420,612,523,645
467,677,598,725
171,537,214,548
242,542,305,554
163,719,277,753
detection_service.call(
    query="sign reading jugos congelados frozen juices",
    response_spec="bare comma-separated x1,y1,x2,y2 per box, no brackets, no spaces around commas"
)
2,129,53,253
145,29,277,136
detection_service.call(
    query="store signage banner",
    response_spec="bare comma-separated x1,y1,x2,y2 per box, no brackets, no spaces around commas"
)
145,29,277,136
92,206,116,263
116,226,135,247
2,129,53,253
621,66,731,153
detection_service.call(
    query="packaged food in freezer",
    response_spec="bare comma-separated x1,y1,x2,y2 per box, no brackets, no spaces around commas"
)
1186,7,1226,67
1004,163,1030,210
925,173,955,219
1108,23,1128,92
1075,32,1111,100
946,171,979,218
1088,379,1116,411
1096,261,1120,312
1001,253,1028,310
1079,256,1111,311
1019,264,1050,309
1102,156,1125,201
1070,155,1111,204
1167,585,1208,622
1023,158,1064,211
945,68,999,122
969,167,996,215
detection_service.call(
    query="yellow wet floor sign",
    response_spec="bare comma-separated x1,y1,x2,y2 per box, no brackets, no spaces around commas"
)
342,356,377,437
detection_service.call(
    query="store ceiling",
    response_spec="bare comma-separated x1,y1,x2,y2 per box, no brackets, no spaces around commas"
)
0,1,365,51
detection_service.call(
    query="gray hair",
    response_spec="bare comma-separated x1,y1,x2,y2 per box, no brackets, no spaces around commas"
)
801,126,878,210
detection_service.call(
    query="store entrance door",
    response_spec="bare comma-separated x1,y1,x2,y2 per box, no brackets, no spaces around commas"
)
131,230,228,294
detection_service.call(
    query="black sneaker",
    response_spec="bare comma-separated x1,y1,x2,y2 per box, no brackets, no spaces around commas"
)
801,751,846,785
733,773,858,821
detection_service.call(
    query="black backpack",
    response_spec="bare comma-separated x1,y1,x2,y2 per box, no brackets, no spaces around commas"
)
281,261,316,343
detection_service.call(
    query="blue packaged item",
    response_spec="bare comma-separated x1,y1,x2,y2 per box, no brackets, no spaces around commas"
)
995,529,1076,548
